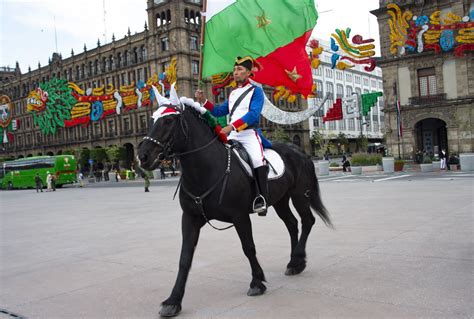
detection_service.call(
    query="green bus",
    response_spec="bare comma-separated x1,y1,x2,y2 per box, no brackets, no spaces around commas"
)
1,155,77,190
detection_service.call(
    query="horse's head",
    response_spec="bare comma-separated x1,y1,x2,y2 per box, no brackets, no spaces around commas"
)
138,85,184,170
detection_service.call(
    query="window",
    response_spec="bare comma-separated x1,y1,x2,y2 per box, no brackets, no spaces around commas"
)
191,60,199,74
190,36,198,50
336,71,343,80
162,61,170,72
326,82,334,101
336,84,344,98
339,119,346,130
315,80,323,98
161,37,169,51
355,75,360,84
123,118,131,132
346,86,353,96
348,119,355,131
329,121,336,130
371,79,376,87
346,73,352,82
108,120,115,134
313,68,321,76
418,67,437,96
325,68,333,78
140,115,147,128
363,77,369,86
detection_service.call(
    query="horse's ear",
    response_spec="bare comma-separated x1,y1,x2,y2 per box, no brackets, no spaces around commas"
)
169,82,180,106
152,85,171,107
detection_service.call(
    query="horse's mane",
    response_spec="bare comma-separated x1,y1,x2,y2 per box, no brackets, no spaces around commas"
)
182,105,228,143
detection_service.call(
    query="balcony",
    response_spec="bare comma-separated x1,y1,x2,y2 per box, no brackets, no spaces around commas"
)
409,93,446,106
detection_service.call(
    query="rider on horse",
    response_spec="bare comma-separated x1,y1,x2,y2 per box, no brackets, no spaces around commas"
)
195,56,269,216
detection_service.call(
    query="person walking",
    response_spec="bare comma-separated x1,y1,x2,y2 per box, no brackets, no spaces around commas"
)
194,56,270,216
46,171,53,192
51,174,57,191
34,173,43,193
440,149,447,170
144,174,150,192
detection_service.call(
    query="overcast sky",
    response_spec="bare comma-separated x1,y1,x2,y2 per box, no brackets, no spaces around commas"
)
0,0,380,73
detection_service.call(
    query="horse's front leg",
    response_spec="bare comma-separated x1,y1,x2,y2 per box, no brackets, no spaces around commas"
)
234,215,267,296
160,213,204,317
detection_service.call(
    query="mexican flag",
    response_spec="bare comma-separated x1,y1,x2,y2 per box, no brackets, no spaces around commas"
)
202,0,318,97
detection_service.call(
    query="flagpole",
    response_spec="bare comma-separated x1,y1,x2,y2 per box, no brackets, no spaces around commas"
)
394,82,401,160
198,0,208,90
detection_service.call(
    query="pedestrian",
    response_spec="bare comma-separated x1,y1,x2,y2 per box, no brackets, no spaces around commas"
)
194,56,271,216
46,171,53,192
34,173,43,193
115,170,119,182
144,174,150,192
160,165,166,180
440,148,447,170
78,172,84,187
342,154,351,172
51,174,57,191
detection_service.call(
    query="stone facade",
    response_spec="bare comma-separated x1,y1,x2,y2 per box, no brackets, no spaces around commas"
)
371,0,474,158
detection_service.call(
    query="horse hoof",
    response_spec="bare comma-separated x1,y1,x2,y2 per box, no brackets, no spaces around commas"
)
285,264,306,276
247,283,267,296
159,304,182,317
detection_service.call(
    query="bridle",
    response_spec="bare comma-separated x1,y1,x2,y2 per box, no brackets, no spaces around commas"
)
142,105,218,160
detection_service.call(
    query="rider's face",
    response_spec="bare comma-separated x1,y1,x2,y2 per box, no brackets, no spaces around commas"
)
233,65,251,84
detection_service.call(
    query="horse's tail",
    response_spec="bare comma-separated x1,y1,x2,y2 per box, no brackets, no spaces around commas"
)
308,159,334,229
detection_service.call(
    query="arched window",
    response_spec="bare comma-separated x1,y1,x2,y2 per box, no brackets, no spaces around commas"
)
133,47,138,64
94,59,99,75
190,10,195,24
184,9,189,23
108,55,114,70
166,9,171,24
123,51,129,66
195,12,201,25
117,53,122,68
140,45,147,61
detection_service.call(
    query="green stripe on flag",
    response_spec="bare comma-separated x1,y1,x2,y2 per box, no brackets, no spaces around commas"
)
202,0,317,78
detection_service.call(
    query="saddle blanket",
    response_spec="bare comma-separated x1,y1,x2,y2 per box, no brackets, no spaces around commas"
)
233,148,285,180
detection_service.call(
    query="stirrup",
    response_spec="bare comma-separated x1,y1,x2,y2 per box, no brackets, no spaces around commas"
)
252,195,267,216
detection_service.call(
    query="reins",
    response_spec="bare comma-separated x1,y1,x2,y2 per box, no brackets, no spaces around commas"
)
144,107,234,231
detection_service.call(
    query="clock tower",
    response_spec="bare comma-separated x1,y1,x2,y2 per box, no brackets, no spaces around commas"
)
146,0,203,97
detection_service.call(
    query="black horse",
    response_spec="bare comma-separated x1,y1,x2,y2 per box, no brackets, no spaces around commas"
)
138,105,332,317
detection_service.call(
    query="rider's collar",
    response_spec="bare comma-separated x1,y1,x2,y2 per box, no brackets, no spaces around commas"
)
237,79,251,88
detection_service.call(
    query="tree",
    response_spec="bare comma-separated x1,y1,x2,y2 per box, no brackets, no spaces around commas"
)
271,126,291,142
336,132,349,154
106,146,125,167
90,148,108,163
356,134,368,153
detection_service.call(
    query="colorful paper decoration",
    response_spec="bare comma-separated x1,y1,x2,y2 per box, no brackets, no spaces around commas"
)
26,58,178,135
0,95,17,144
330,28,377,72
387,3,474,57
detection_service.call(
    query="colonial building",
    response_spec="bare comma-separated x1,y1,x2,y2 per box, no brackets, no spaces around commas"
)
371,0,474,159
0,0,315,164
308,40,385,154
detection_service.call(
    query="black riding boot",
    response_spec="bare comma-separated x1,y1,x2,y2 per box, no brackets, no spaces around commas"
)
253,166,269,216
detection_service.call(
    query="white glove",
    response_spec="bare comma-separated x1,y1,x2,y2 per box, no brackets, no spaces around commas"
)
180,96,207,115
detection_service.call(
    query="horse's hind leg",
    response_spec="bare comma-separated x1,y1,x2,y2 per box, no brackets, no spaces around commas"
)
273,194,300,274
233,215,267,296
286,193,315,276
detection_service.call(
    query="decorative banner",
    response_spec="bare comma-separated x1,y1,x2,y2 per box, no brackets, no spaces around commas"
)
323,98,343,123
342,95,359,119
361,92,383,116
330,28,377,72
0,95,17,144
387,3,474,57
26,58,177,135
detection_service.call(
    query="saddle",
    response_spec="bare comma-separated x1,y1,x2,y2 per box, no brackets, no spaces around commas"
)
227,140,285,180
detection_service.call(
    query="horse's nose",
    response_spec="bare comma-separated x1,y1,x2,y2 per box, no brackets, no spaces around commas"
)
138,153,148,164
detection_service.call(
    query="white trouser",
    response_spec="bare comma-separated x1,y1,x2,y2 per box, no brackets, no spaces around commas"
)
440,158,446,169
229,129,265,168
